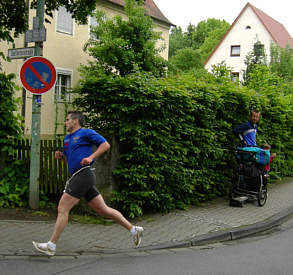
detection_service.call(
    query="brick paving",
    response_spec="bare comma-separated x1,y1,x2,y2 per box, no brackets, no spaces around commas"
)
1,178,293,256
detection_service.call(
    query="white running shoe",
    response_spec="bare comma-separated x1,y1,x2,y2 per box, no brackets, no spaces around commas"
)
132,226,144,247
32,241,56,256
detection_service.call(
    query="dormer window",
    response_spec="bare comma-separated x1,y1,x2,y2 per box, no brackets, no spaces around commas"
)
231,45,240,56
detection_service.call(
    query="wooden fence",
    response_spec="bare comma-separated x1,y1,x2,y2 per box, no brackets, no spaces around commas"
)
13,139,69,194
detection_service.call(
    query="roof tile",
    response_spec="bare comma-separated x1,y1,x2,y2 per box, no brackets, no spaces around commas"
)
106,0,173,25
250,3,293,48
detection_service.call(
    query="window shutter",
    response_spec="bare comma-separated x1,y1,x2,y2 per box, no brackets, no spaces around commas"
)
57,6,73,34
89,15,98,39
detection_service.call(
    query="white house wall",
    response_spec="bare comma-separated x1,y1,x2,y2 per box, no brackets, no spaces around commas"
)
205,6,274,79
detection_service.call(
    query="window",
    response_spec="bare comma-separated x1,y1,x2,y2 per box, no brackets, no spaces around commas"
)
55,70,72,102
231,45,240,56
89,14,99,39
231,72,239,82
57,6,73,35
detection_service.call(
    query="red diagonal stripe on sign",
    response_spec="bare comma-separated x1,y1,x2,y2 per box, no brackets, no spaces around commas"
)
28,63,50,89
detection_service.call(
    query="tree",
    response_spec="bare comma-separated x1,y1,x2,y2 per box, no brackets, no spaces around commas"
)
270,44,293,83
190,19,229,50
83,0,167,77
168,48,202,74
168,26,189,58
243,41,293,91
198,25,230,62
243,41,267,85
0,0,97,44
169,19,229,56
0,0,27,43
168,18,230,73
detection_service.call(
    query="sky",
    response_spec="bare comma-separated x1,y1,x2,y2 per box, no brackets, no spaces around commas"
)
154,0,293,37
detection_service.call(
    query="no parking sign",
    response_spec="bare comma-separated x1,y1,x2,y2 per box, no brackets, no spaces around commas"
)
20,56,56,94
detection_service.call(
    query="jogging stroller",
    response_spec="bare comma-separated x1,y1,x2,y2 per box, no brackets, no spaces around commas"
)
229,147,270,207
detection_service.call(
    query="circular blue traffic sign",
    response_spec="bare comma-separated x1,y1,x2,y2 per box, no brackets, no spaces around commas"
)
20,56,56,94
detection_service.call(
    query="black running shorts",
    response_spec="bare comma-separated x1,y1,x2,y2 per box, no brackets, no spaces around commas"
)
64,167,100,202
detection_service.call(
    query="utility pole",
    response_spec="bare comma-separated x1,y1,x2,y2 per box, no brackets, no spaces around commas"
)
29,0,45,209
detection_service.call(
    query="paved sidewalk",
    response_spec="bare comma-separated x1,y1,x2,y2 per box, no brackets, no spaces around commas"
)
1,178,293,257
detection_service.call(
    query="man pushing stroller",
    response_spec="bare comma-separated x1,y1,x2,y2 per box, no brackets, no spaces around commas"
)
233,109,260,147
233,109,272,169
230,110,270,207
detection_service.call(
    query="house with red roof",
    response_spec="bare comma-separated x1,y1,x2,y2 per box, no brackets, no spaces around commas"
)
204,2,293,81
108,0,173,27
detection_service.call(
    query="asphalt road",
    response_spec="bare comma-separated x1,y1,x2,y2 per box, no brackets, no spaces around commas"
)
2,216,293,275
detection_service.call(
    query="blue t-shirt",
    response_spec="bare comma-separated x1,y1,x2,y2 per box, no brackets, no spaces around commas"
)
63,128,106,175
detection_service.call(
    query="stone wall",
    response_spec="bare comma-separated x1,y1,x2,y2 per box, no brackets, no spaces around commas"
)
92,136,120,203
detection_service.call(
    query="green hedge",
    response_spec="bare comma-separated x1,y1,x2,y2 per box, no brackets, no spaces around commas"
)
74,69,293,218
0,73,23,165
0,72,28,207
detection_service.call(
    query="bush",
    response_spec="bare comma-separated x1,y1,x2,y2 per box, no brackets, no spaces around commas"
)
74,63,293,218
0,72,23,176
0,160,29,207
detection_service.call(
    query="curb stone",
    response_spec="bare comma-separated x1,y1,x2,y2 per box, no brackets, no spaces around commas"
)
3,204,292,259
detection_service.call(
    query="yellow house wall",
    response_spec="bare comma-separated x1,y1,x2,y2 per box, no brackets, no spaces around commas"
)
1,2,170,138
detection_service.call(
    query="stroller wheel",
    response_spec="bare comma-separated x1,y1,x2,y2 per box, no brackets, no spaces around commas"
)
257,187,267,206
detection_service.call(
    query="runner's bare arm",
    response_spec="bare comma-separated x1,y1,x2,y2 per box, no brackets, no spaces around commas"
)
80,141,110,166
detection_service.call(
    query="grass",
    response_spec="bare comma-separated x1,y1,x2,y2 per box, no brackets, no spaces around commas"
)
32,211,50,217
30,209,115,225
69,214,114,225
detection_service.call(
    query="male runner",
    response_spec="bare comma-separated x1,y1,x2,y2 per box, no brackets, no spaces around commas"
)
33,111,143,255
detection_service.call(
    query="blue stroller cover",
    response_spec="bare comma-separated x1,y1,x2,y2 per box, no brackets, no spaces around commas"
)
237,147,270,165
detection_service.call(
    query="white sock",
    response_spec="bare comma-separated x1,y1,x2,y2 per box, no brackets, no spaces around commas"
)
47,241,56,250
130,226,136,235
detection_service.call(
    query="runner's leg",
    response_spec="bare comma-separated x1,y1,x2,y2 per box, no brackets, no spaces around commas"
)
50,193,79,244
88,194,133,231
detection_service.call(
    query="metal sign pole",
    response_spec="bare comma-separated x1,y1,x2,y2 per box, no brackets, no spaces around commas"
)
29,0,45,209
